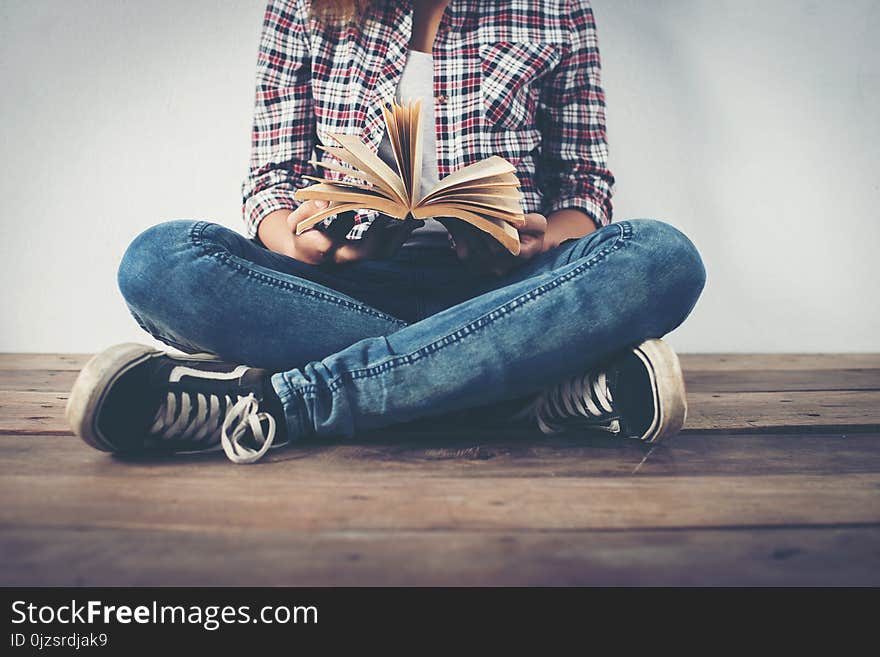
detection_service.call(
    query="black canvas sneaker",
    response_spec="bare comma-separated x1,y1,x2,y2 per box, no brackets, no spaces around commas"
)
516,339,688,443
66,343,287,464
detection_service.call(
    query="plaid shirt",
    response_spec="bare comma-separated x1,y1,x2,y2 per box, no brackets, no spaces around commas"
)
241,0,615,240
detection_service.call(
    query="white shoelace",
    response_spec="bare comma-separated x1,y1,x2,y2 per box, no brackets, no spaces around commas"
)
533,370,616,434
149,391,276,464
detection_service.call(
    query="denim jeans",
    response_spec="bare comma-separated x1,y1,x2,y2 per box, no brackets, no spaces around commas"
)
117,218,706,441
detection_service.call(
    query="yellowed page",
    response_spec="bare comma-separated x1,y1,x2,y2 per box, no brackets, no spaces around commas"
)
417,155,516,202
380,103,408,194
294,184,410,219
301,174,398,199
420,173,521,203
314,148,402,201
295,182,391,201
446,173,522,188
410,99,422,205
427,181,523,198
420,192,524,213
440,204,526,224
293,202,363,234
396,102,412,200
436,185,523,199
322,135,409,205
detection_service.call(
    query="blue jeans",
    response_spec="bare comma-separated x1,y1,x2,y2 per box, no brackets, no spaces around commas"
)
117,219,706,441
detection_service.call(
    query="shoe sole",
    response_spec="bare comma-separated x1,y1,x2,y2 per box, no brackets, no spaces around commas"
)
631,338,688,444
65,343,224,452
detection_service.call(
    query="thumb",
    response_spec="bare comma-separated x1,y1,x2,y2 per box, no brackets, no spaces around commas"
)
288,199,331,231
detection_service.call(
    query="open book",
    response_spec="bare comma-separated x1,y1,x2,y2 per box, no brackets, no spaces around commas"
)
292,99,525,255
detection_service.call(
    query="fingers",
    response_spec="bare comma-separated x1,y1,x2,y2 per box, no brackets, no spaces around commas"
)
519,212,548,236
299,211,548,268
330,215,384,264
290,228,336,265
287,199,331,232
331,217,422,264
509,213,548,267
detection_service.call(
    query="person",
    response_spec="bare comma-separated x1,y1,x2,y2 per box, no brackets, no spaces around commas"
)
66,0,706,464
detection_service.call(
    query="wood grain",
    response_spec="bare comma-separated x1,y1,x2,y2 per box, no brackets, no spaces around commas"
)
1,351,878,586
0,353,91,371
2,526,876,587
3,433,879,478
0,391,70,434
679,354,880,371
685,390,880,432
684,369,880,392
1,468,878,532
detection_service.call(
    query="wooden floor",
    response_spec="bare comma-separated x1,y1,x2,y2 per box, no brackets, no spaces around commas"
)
1,353,879,586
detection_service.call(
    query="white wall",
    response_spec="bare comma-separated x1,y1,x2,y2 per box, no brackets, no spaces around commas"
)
1,0,877,354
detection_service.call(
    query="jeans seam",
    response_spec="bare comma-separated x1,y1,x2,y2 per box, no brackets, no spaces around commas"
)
324,222,631,393
188,221,407,327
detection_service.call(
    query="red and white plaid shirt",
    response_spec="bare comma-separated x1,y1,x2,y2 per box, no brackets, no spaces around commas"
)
241,0,615,240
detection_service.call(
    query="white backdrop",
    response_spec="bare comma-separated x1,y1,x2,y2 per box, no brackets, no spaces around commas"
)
1,0,878,354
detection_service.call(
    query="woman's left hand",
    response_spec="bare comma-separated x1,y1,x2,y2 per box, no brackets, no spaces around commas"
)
439,213,556,277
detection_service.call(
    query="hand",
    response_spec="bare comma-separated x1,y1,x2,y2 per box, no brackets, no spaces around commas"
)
438,213,554,277
283,200,423,265
320,207,426,265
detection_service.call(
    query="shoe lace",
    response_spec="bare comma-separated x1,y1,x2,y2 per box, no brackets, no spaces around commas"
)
149,391,276,464
533,370,616,434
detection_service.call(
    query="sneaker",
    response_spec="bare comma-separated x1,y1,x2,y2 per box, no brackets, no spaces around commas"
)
65,343,287,464
520,339,688,443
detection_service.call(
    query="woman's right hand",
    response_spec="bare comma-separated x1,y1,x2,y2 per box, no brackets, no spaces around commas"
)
256,200,340,265
258,199,422,265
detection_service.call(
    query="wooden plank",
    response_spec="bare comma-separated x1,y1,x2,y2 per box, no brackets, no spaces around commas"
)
0,391,70,434
1,467,877,532
685,391,880,432
680,353,880,371
0,369,78,392
684,369,880,393
0,353,91,371
1,526,877,586
3,433,880,478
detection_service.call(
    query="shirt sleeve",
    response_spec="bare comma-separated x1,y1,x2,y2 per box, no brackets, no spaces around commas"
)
536,0,615,229
240,0,317,239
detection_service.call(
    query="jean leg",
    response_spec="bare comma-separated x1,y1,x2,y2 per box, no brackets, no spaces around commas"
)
116,220,412,371
271,219,707,440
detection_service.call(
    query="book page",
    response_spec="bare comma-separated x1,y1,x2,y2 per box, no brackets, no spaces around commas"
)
422,195,525,224
302,174,398,199
324,134,409,206
292,202,363,234
420,191,524,213
427,176,522,197
380,103,409,199
308,158,385,189
410,99,422,205
295,184,411,220
416,155,516,203
314,148,402,202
